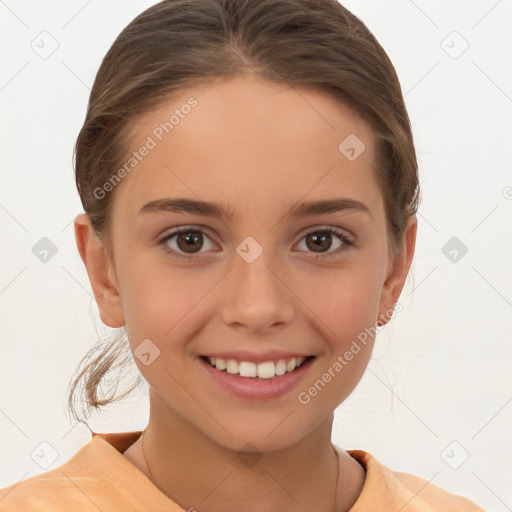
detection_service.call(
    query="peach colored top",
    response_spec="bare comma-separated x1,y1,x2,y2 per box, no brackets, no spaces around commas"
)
0,431,486,511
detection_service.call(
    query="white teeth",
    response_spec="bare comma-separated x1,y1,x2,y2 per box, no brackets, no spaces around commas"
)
239,361,257,377
286,358,297,372
206,356,308,378
226,359,238,374
256,361,275,379
275,360,287,376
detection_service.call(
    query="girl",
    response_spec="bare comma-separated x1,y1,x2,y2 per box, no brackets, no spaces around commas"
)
0,0,487,510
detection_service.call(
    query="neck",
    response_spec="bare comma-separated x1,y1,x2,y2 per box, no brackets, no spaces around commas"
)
125,389,364,512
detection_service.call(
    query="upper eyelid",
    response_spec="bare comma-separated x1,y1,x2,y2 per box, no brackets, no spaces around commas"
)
159,225,216,242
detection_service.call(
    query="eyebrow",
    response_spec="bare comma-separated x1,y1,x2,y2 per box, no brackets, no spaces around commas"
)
137,197,371,219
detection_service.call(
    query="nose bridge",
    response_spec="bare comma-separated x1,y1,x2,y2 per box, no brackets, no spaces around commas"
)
220,235,294,331
234,234,283,302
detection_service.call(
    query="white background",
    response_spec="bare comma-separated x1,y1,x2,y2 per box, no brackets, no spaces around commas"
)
0,1,511,510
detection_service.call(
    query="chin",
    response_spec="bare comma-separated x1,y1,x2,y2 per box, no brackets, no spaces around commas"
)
200,413,321,454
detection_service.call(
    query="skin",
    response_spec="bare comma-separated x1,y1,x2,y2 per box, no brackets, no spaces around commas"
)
75,73,417,512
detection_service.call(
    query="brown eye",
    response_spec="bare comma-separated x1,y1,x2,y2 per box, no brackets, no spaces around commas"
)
159,227,216,259
305,232,334,253
296,227,353,259
176,230,204,253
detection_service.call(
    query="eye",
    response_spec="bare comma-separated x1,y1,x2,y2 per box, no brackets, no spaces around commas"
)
158,225,353,261
158,226,216,260
295,226,353,259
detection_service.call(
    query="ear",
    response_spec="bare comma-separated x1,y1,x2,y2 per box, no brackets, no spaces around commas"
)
377,215,417,326
74,213,125,328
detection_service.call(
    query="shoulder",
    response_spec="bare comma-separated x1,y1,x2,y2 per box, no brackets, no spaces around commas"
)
346,449,486,511
0,432,141,512
0,466,104,511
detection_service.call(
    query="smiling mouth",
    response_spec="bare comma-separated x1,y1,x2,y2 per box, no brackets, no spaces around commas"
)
200,355,315,379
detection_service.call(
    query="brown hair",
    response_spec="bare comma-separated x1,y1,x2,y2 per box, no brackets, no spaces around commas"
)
67,0,420,425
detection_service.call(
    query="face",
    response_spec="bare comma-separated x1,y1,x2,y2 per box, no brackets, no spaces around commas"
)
76,74,415,452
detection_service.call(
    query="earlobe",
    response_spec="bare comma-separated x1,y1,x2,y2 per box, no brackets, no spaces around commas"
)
74,213,125,328
377,216,417,327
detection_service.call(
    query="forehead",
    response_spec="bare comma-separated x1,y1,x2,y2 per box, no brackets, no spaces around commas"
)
111,74,381,221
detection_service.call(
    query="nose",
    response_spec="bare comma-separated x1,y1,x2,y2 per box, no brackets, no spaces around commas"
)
220,242,295,334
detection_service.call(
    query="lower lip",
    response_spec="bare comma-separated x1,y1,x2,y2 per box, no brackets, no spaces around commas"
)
198,357,315,401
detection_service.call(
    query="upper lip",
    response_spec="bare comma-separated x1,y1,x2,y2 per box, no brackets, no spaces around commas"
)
200,350,313,364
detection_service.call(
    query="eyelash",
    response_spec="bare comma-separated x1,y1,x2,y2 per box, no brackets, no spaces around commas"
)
158,226,353,261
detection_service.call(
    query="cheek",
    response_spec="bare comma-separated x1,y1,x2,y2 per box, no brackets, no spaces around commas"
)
118,260,217,385
119,250,208,333
297,258,386,341
292,255,386,406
